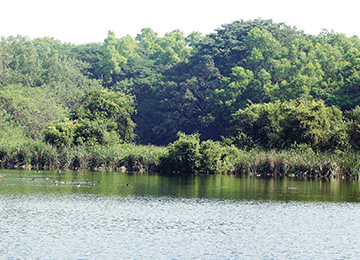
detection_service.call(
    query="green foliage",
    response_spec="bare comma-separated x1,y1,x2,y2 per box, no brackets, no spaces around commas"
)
71,42,105,78
98,31,126,84
313,31,360,110
231,99,348,151
0,35,42,87
84,21,360,146
3,20,360,151
1,134,360,178
0,85,67,140
0,35,100,91
73,118,121,146
199,140,238,174
0,109,28,150
214,66,254,123
346,106,360,150
0,140,57,169
43,118,77,148
44,89,136,147
161,132,202,174
0,140,166,172
159,133,240,174
72,89,135,143
140,55,222,145
0,33,102,145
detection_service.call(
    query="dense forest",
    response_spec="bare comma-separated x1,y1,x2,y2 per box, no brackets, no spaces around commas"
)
2,19,360,177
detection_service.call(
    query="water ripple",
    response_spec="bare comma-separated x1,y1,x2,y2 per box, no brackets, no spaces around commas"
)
1,194,360,259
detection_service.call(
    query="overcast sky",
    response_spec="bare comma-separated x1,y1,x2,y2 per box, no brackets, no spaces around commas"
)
2,0,360,44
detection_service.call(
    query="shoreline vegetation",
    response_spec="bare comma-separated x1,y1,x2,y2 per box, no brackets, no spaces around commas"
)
2,19,360,179
0,135,359,179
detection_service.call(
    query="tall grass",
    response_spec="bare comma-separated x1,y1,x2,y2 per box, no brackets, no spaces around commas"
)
0,139,359,178
0,141,57,170
229,149,360,179
0,141,167,172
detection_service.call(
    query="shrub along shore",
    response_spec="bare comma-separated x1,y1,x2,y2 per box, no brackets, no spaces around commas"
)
0,133,359,179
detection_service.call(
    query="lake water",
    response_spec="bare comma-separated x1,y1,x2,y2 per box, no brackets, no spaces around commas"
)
1,170,360,259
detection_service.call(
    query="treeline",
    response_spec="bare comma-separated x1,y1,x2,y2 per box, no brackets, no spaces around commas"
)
1,19,360,176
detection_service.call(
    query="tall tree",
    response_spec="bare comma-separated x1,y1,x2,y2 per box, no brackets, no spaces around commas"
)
71,89,136,144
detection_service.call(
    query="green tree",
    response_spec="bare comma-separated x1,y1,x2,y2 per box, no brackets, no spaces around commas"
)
0,108,27,146
71,89,135,144
136,28,160,57
144,55,222,145
98,31,126,85
214,66,254,122
161,132,201,174
73,118,120,146
230,99,347,151
71,42,105,79
43,118,77,147
156,29,191,68
346,106,360,150
186,31,203,48
0,35,42,87
0,85,67,140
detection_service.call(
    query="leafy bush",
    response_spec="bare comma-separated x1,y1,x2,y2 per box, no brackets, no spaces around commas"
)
44,89,135,147
347,106,360,151
43,118,77,147
71,89,135,143
160,132,201,174
199,140,239,174
231,99,348,151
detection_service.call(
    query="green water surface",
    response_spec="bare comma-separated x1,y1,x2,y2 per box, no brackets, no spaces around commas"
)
1,169,359,202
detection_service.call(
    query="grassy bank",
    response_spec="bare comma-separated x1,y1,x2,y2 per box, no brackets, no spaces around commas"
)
0,141,166,172
0,139,359,179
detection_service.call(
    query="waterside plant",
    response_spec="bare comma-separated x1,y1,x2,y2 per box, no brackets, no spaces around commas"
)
0,134,359,179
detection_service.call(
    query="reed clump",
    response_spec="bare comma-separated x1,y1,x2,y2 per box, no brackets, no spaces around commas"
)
0,137,359,179
0,141,167,172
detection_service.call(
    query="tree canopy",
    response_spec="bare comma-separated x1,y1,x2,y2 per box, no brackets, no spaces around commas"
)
2,19,360,151
44,89,135,147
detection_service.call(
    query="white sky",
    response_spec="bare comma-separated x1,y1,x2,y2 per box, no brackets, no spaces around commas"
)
2,0,360,44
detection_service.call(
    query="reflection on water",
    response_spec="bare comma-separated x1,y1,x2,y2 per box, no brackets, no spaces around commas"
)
0,170,360,259
1,169,359,202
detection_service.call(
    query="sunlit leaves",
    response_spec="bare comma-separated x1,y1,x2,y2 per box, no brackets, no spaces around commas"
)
0,85,67,140
71,89,135,144
231,99,347,151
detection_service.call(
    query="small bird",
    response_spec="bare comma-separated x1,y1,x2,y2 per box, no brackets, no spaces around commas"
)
76,183,81,188
126,183,130,187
